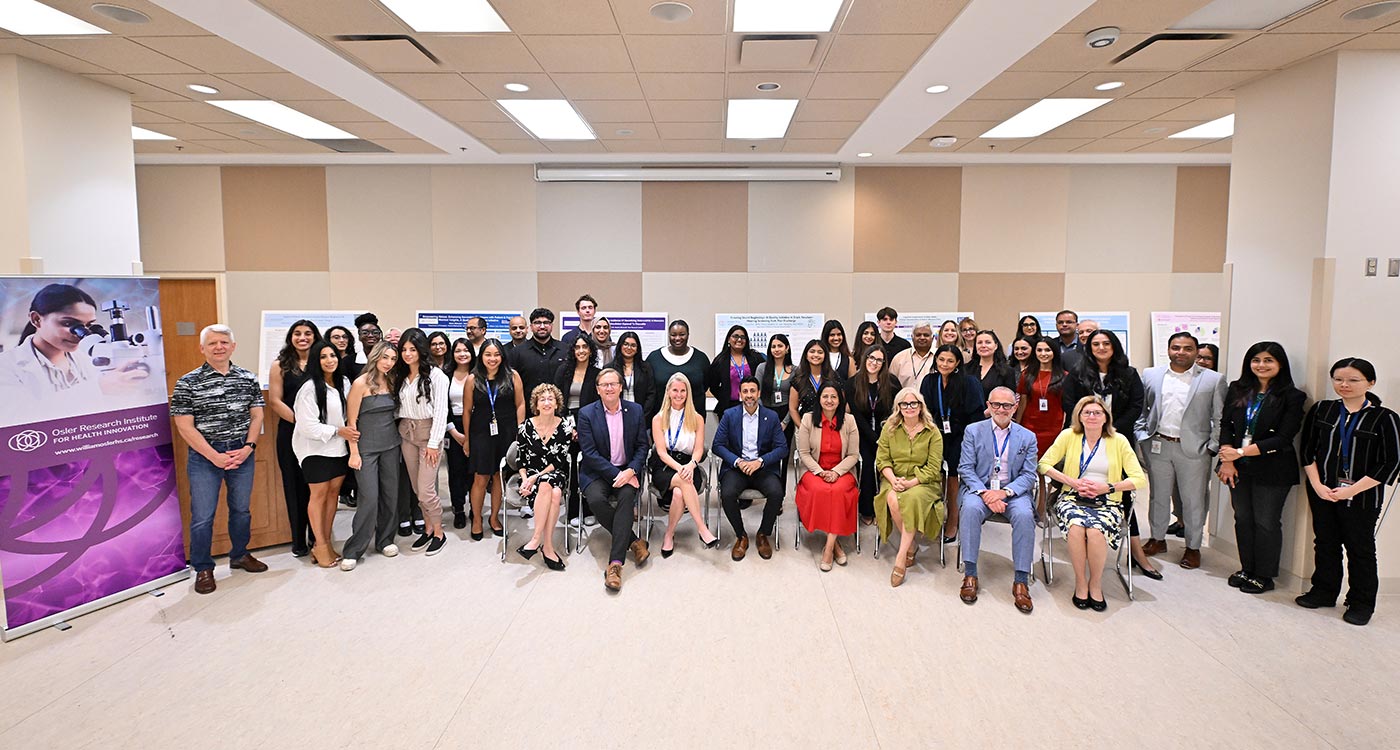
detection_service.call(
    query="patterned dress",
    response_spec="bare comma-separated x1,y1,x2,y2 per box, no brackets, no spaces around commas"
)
516,416,575,497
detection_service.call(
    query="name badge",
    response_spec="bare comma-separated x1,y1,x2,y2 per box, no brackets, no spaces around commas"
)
942,419,952,433
1241,435,1252,447
1338,473,1354,488
990,476,1002,491
1151,440,1162,454
775,389,785,404
489,419,499,436
1038,398,1048,412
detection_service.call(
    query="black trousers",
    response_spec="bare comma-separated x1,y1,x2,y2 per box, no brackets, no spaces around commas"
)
445,415,471,516
1231,480,1291,579
396,453,422,527
276,422,312,550
720,468,784,538
584,480,639,564
858,437,877,519
1307,487,1381,611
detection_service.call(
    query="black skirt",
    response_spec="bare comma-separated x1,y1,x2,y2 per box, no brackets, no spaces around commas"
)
648,450,703,494
301,454,349,484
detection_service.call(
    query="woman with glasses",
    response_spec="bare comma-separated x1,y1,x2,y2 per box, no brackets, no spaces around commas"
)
848,345,895,525
876,388,945,588
957,318,979,365
426,331,451,371
608,331,654,412
1016,315,1044,343
1196,343,1219,372
708,324,764,417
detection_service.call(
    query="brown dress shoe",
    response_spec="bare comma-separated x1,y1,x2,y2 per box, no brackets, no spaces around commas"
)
1142,538,1167,556
604,563,623,591
1180,548,1201,569
756,533,773,559
1013,581,1033,613
630,539,650,566
230,553,268,572
959,575,979,604
194,570,215,595
731,534,749,561
890,565,906,587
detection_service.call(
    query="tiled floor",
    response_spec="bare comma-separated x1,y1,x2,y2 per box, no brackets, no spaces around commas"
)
1,502,1395,749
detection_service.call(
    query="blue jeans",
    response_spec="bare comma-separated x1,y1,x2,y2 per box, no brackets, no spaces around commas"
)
188,442,256,572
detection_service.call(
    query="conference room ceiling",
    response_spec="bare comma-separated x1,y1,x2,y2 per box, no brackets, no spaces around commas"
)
2,0,1398,162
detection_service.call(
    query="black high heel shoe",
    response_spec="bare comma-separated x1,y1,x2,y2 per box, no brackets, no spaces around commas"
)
516,544,538,560
699,533,720,549
1131,557,1164,580
543,553,566,571
471,528,484,542
661,540,675,559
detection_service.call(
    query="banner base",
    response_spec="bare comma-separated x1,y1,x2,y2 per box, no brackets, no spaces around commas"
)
2,567,191,642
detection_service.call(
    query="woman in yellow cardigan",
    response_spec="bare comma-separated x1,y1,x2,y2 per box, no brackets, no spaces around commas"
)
876,387,945,588
1039,395,1148,612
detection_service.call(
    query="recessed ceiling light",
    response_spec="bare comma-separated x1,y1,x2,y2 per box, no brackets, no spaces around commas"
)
1168,114,1234,139
981,98,1112,138
857,152,873,158
930,136,957,148
378,0,509,32
925,84,950,94
1094,81,1125,91
733,0,842,32
726,99,799,139
615,128,634,136
756,82,781,92
91,4,149,24
187,83,220,95
206,100,356,140
649,1,694,22
1344,1,1400,21
1171,0,1318,30
498,99,595,140
0,0,108,34
504,82,530,93
132,126,174,141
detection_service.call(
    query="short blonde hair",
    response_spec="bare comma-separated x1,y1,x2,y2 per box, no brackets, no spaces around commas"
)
884,387,938,433
530,383,565,416
1069,395,1116,437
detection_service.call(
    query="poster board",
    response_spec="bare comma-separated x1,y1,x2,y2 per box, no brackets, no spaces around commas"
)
561,311,669,357
1023,310,1132,354
416,310,520,345
716,313,825,355
258,310,361,389
862,312,974,340
1150,312,1222,368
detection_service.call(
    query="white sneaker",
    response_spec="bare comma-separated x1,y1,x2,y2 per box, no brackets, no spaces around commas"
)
339,558,357,571
520,505,534,518
380,544,399,558
584,515,597,526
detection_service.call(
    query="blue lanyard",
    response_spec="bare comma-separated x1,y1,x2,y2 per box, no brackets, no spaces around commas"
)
809,374,820,391
485,380,499,411
992,429,1011,469
1244,393,1264,435
935,378,949,418
731,357,749,382
1078,436,1102,478
667,415,684,451
1339,405,1366,475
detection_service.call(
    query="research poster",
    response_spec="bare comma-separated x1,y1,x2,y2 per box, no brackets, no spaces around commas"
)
416,310,520,345
1151,312,1222,368
862,312,974,340
258,310,361,389
1024,310,1132,354
716,313,825,354
0,276,186,638
561,311,669,356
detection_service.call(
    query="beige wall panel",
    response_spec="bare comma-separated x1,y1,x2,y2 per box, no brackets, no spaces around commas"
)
136,166,225,272
1066,165,1177,273
326,166,433,272
744,273,854,334
221,167,329,272
1063,271,1177,366
642,272,749,358
538,272,643,326
430,165,537,272
536,182,642,271
959,273,1065,341
1169,272,1228,313
748,171,854,272
641,182,748,272
959,166,1069,273
1173,166,1231,272
432,271,536,313
224,272,333,360
328,271,434,332
852,167,961,272
850,273,961,325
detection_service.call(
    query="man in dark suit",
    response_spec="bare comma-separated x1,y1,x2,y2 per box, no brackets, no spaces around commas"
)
577,367,651,591
713,376,789,561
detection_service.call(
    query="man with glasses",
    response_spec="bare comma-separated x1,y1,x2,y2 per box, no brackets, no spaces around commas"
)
509,307,565,399
503,315,529,354
956,386,1041,613
713,377,790,561
577,368,651,592
464,316,489,357
1052,309,1083,371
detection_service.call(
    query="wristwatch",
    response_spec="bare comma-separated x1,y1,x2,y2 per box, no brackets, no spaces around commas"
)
243,441,257,451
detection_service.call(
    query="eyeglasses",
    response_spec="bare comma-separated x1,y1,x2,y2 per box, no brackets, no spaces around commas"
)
1081,410,1106,418
867,357,885,365
898,402,921,410
988,401,1016,411
598,382,621,389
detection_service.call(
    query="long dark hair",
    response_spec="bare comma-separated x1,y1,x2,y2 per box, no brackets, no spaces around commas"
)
395,328,434,404
1017,315,1043,340
324,325,353,355
720,324,758,359
611,331,643,368
1330,357,1383,406
1020,336,1065,392
852,321,880,363
822,319,852,368
569,334,597,367
444,337,474,378
277,319,322,375
1075,329,1131,392
1225,341,1293,407
851,345,895,416
473,339,514,397
934,342,965,372
810,382,848,428
932,343,975,411
759,333,794,404
426,331,452,369
18,283,98,343
307,339,347,423
974,329,1012,373
793,338,833,393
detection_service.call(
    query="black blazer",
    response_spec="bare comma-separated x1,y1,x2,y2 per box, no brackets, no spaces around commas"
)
1300,399,1400,510
608,358,655,418
976,362,1018,399
1219,386,1305,486
706,349,765,416
1061,366,1145,446
551,360,599,417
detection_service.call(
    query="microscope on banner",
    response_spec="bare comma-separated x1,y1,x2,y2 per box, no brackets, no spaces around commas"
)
74,300,163,387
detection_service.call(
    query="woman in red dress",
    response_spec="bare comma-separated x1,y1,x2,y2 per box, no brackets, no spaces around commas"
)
1017,338,1066,501
795,382,860,571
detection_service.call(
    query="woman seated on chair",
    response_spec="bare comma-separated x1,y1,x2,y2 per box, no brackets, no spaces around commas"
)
795,383,860,572
1037,395,1148,613
876,387,945,588
514,383,573,571
649,373,720,557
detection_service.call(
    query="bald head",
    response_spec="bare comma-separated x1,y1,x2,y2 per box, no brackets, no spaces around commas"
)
1077,319,1099,345
987,386,1017,426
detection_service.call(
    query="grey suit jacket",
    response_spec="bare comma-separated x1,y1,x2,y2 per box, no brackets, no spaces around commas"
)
1134,364,1225,456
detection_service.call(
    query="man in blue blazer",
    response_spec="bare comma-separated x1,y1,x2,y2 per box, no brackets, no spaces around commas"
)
577,368,651,592
713,377,789,561
957,386,1041,613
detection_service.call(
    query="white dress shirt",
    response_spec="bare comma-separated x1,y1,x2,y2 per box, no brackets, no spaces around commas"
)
1157,367,1196,438
292,379,350,462
740,407,760,462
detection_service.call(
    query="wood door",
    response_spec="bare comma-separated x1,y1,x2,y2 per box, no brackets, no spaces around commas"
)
159,278,290,557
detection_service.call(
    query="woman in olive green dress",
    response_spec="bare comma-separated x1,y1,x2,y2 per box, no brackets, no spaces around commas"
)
876,387,945,587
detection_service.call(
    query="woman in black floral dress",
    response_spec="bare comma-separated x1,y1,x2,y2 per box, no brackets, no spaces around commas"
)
514,383,573,570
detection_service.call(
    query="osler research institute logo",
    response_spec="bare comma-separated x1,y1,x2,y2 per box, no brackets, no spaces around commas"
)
8,429,48,452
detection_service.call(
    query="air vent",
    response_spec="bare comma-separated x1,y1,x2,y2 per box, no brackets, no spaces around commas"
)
333,35,441,72
310,139,391,153
738,36,819,69
1111,33,1235,70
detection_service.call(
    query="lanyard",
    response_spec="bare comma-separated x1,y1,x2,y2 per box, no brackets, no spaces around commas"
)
911,352,933,382
934,377,949,418
486,380,499,414
667,413,684,451
1244,393,1265,435
1339,405,1366,476
992,428,1011,471
773,365,788,391
731,357,749,383
809,374,820,391
1078,436,1102,478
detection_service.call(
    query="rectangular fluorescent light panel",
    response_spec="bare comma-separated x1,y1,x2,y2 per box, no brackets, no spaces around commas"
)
1169,114,1235,139
1171,0,1320,30
205,100,356,140
980,98,1111,139
132,126,174,141
734,0,843,32
726,99,799,139
497,99,595,140
0,0,108,34
379,0,509,32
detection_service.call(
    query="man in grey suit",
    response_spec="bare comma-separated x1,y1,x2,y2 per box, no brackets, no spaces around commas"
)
1136,332,1225,569
957,387,1042,613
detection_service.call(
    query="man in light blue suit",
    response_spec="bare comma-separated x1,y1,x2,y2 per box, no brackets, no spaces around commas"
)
957,386,1041,613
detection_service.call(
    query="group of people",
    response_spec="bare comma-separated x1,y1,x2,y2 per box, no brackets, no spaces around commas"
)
173,300,1399,625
